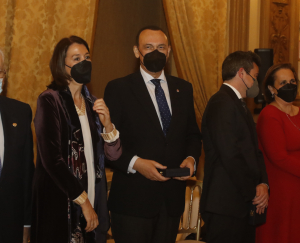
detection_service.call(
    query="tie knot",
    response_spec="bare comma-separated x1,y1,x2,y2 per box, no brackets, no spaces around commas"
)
151,79,161,87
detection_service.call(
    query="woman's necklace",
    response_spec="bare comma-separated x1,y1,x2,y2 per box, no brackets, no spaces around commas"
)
75,94,86,116
275,101,300,131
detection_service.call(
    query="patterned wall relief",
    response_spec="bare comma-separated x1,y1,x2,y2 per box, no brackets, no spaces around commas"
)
270,0,290,64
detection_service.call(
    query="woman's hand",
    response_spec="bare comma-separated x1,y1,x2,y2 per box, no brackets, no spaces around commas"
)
93,99,113,132
80,199,99,232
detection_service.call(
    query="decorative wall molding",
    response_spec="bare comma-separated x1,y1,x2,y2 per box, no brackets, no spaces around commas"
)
260,0,298,68
270,1,289,64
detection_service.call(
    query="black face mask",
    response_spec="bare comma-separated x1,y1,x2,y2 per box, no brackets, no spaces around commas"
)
139,49,166,73
66,60,92,84
274,83,297,103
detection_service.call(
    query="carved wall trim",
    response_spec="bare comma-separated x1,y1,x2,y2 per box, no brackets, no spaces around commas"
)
270,1,289,64
260,0,298,68
260,0,299,67
259,0,300,88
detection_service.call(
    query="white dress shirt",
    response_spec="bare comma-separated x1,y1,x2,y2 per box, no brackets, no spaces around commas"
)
223,83,242,99
128,67,195,174
78,112,96,208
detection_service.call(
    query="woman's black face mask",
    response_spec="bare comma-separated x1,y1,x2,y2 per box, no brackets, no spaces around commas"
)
66,60,92,84
273,83,297,103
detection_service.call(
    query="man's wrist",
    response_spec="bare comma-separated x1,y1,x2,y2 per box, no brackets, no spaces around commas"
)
133,158,142,171
260,183,269,189
127,156,139,173
186,156,196,176
186,156,195,164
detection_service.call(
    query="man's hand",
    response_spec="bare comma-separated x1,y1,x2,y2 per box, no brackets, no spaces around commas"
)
133,158,170,181
174,157,195,181
23,227,30,243
253,184,269,214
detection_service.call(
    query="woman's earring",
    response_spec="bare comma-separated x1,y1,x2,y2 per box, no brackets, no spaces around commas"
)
271,93,275,98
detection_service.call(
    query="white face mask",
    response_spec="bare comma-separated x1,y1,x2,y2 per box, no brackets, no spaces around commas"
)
0,78,3,94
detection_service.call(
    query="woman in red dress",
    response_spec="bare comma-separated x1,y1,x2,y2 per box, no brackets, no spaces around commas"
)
256,63,300,243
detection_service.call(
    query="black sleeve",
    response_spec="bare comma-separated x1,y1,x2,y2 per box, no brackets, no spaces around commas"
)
35,93,84,200
257,149,268,185
206,95,257,202
185,83,202,168
23,104,34,225
104,81,136,173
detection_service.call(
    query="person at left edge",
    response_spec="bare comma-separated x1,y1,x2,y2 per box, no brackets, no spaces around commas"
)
31,36,122,243
0,49,34,243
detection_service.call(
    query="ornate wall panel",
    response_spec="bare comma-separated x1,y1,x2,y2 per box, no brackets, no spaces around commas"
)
260,0,299,68
270,0,290,64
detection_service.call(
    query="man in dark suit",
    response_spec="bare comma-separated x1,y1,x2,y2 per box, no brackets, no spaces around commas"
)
200,51,269,243
0,50,34,243
104,26,202,243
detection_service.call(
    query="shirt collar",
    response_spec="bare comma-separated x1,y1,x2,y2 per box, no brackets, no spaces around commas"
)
223,83,242,99
140,66,166,85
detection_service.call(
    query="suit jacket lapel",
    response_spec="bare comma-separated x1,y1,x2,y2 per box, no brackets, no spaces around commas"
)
0,97,18,178
129,72,165,139
166,76,180,139
221,85,256,144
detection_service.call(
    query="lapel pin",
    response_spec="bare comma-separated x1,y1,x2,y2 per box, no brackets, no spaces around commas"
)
177,89,179,92
12,123,17,127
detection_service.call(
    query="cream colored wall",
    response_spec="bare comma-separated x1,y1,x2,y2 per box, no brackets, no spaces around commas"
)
249,0,261,52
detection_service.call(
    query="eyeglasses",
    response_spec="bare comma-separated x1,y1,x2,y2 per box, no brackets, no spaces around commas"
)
0,70,6,78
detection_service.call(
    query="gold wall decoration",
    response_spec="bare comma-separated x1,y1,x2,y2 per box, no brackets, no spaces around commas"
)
270,1,289,64
260,0,298,68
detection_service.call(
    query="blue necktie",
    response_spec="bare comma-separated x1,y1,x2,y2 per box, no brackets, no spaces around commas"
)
151,79,172,136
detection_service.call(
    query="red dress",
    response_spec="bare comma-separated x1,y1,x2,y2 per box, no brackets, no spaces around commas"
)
256,105,300,243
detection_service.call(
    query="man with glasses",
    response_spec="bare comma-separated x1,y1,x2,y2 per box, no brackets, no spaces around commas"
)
0,49,34,243
200,51,269,243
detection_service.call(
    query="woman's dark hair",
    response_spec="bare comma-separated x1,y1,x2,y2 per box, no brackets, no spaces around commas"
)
48,35,90,90
263,63,299,104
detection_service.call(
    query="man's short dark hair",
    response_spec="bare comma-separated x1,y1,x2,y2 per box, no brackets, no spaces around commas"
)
135,26,169,46
48,35,90,90
222,51,261,81
263,63,299,104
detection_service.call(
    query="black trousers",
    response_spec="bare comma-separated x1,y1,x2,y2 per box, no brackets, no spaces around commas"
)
203,212,255,243
110,202,181,243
